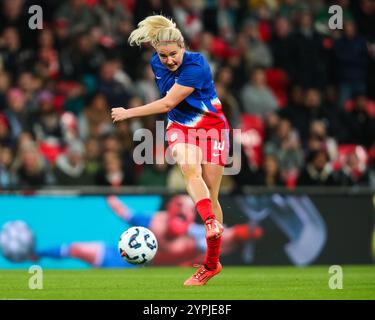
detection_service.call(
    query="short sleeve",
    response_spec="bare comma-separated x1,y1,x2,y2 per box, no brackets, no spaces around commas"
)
176,63,205,90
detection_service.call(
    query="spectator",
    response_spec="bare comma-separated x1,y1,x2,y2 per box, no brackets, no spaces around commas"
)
215,82,241,129
0,1,373,191
101,134,135,185
339,151,370,187
269,15,295,77
263,111,280,142
4,88,31,141
166,164,184,191
173,0,203,47
137,154,169,187
252,154,284,187
30,90,65,146
307,120,338,162
278,0,300,20
352,0,375,41
320,85,349,144
0,27,34,76
134,65,160,104
240,67,278,117
289,10,328,88
333,20,369,108
78,93,113,140
114,121,134,156
37,29,60,80
59,31,106,80
0,71,12,112
264,118,304,178
0,0,33,47
84,137,102,177
226,52,249,94
345,93,375,148
297,148,339,186
54,0,96,42
197,32,220,75
285,88,332,145
0,145,15,189
202,0,242,43
97,60,134,107
241,19,273,69
0,113,13,147
133,0,173,26
12,143,50,188
93,0,132,48
17,72,43,113
53,140,94,186
96,150,128,187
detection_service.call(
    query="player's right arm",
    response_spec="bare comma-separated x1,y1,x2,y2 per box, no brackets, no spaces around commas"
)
111,83,194,122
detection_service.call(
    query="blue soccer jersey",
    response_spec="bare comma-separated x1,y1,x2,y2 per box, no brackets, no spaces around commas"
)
150,51,227,129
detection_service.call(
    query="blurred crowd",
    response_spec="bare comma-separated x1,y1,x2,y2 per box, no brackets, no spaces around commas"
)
0,0,374,190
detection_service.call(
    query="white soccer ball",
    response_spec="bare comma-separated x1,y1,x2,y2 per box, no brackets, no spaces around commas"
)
118,226,158,265
0,220,35,262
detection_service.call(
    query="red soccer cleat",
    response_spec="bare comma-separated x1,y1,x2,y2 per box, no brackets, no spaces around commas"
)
184,263,222,286
205,218,224,240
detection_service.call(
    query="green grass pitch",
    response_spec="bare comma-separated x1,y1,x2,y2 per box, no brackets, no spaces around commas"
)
0,265,374,300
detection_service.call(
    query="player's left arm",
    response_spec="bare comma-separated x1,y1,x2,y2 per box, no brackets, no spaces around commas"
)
111,84,194,122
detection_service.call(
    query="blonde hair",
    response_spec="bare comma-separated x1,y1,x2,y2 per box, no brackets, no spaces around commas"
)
128,15,184,48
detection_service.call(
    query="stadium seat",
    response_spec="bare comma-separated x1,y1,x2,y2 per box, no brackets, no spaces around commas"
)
236,114,264,169
332,144,368,171
265,68,289,108
38,142,65,164
344,99,375,117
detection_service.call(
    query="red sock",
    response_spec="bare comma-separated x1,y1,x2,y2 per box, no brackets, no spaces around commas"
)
204,236,222,270
195,198,215,222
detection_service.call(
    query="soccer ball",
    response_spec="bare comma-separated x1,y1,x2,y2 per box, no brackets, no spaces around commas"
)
118,226,158,265
0,220,35,262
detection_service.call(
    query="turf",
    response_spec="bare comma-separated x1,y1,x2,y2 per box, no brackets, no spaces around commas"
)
0,265,374,300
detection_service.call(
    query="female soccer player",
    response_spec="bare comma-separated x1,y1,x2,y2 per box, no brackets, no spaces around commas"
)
111,15,230,286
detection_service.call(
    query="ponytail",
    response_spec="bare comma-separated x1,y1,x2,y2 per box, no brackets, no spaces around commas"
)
128,15,184,48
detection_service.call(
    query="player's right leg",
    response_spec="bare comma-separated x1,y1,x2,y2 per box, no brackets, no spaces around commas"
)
170,143,223,285
182,162,225,286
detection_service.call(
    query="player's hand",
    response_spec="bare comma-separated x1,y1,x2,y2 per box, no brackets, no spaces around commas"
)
111,107,129,123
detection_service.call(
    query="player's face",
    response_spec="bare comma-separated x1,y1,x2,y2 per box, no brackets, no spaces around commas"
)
156,43,184,72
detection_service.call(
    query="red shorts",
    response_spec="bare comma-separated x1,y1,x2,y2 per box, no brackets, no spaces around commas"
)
166,122,230,166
